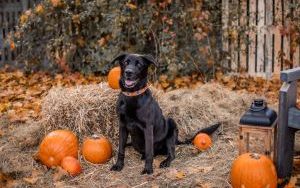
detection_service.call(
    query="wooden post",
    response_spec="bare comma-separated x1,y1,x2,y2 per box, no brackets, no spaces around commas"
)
276,80,297,180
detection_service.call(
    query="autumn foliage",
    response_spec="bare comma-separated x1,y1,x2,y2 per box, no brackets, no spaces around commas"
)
11,0,220,77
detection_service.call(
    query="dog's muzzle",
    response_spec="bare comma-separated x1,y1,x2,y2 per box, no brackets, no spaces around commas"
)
124,69,139,88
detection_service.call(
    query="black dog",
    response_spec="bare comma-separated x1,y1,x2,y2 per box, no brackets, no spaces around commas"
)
110,53,220,174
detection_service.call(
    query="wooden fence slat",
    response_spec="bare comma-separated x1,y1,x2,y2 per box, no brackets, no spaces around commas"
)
230,0,239,72
294,46,300,67
222,0,229,71
283,0,291,70
239,0,248,72
265,0,274,78
0,29,3,62
273,0,283,73
248,0,257,75
257,0,265,73
291,0,300,68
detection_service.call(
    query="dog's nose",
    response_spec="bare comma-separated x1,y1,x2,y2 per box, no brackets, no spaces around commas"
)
125,69,134,77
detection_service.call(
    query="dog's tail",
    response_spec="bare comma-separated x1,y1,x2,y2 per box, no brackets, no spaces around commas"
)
175,121,221,145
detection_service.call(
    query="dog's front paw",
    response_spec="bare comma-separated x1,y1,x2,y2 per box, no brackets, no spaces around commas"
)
141,167,153,175
159,159,171,168
110,163,124,171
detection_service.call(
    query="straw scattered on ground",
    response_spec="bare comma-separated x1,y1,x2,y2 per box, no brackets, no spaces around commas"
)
1,82,266,187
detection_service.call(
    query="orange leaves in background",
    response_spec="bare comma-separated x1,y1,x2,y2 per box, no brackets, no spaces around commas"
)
215,71,283,102
0,68,296,123
9,41,15,51
35,4,45,15
51,0,63,8
0,70,104,122
155,73,204,91
125,2,137,10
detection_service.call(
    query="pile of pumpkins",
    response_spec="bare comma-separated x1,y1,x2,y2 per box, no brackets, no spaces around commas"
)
37,129,212,176
37,130,112,176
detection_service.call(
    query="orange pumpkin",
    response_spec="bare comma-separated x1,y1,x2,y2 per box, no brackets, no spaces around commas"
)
108,67,121,89
193,133,212,151
82,136,112,164
38,130,78,168
61,156,82,176
230,153,277,188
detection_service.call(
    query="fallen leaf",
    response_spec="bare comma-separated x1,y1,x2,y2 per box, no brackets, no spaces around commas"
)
23,177,38,184
175,171,186,179
53,166,68,182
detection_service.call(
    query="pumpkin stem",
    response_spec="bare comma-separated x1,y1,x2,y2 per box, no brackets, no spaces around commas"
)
91,134,100,139
249,153,261,160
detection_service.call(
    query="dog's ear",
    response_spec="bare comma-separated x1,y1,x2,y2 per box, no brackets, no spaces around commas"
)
110,53,128,65
141,54,158,67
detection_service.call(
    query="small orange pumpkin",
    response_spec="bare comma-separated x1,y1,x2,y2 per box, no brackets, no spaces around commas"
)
82,135,112,164
108,67,121,89
38,130,78,168
61,156,82,176
230,153,277,188
193,133,212,151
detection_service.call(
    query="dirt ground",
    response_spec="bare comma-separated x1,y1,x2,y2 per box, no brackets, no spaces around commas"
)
0,85,300,188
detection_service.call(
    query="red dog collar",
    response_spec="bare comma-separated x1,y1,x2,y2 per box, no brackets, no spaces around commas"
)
122,85,149,97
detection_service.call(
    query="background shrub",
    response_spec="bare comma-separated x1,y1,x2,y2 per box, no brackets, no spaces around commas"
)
12,0,222,79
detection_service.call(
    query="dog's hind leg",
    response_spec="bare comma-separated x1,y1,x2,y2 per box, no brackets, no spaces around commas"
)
160,118,177,168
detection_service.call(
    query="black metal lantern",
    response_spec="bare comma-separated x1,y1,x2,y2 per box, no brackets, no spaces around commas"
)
240,99,277,126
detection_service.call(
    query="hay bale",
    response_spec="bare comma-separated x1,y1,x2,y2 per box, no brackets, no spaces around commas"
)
41,82,255,144
41,83,120,142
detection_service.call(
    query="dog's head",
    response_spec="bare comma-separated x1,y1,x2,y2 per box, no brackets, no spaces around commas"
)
110,53,157,91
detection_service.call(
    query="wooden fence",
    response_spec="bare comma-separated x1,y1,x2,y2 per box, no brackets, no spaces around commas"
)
222,0,300,78
0,0,39,66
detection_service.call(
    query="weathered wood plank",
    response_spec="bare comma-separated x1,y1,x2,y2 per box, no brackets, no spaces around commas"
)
280,67,300,82
273,0,283,73
294,45,300,67
265,0,273,78
256,0,265,73
288,107,300,129
239,0,248,72
222,0,230,70
276,81,297,179
0,13,3,63
283,0,291,70
229,0,239,72
248,0,257,75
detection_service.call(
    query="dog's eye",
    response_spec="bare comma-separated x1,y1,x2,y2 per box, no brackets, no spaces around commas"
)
123,61,129,66
136,61,142,68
